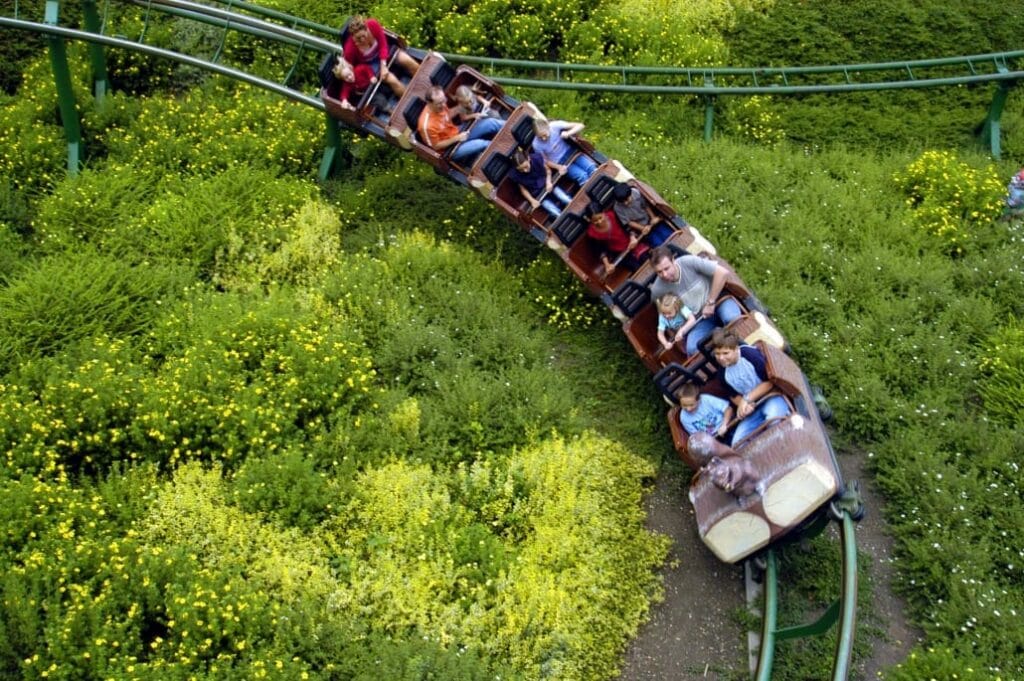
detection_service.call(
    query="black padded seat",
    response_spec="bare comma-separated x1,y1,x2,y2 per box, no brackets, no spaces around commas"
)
654,363,700,404
611,279,652,318
511,117,535,149
430,61,456,89
403,99,426,132
586,175,619,208
482,153,512,186
552,211,588,247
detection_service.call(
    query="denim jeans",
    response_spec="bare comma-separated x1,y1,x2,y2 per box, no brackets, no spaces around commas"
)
450,117,503,166
539,185,573,218
557,148,597,186
685,297,744,355
731,395,791,445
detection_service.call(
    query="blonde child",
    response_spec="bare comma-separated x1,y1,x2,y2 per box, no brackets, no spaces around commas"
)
656,293,698,352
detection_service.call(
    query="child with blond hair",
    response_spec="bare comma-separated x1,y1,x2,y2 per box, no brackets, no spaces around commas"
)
656,293,698,353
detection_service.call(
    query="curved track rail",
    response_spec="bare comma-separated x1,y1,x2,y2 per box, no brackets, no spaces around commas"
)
2,3,876,677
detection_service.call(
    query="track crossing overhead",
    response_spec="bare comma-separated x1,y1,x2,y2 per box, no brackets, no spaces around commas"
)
3,0,1022,165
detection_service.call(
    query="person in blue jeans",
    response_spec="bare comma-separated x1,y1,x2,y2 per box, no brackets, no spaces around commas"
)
709,329,791,446
531,117,597,187
506,149,572,219
417,86,503,167
648,245,743,355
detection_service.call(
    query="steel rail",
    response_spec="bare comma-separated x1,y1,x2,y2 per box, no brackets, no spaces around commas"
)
0,17,322,108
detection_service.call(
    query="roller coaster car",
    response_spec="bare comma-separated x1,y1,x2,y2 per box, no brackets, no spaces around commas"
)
657,344,843,564
320,21,422,129
547,162,672,296
447,65,516,118
469,104,547,199
381,57,519,184
624,303,786,374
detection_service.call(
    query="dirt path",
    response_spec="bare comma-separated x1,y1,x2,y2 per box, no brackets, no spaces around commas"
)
620,447,922,680
620,466,747,680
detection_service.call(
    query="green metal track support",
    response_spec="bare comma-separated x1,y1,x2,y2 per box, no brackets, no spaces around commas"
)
82,0,109,101
754,510,859,681
978,68,1015,160
318,114,343,182
44,0,82,176
703,95,716,143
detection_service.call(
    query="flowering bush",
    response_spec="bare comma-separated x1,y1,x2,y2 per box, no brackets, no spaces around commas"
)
894,150,1006,255
100,84,322,178
0,288,377,477
727,95,786,146
519,254,607,329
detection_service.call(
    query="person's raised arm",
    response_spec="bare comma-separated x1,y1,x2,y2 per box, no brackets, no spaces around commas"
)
368,19,389,62
703,264,730,318
559,121,585,138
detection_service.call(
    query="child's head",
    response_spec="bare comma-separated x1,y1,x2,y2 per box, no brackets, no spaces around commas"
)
454,85,474,108
513,149,531,172
657,293,681,317
709,329,742,366
678,382,700,412
333,56,355,83
532,117,551,140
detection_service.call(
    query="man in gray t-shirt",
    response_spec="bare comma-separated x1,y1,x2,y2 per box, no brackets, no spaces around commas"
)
649,246,742,354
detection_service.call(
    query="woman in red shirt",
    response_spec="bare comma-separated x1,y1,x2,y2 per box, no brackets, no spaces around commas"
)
585,206,647,274
343,16,420,98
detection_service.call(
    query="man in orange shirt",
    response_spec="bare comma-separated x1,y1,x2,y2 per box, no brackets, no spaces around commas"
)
417,86,503,166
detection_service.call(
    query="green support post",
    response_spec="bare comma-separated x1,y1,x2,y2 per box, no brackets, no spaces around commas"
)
754,549,778,681
82,0,109,102
318,113,343,182
44,0,82,175
703,95,715,143
978,74,1016,160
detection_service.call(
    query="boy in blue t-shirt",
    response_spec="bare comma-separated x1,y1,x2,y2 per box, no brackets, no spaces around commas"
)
677,382,733,439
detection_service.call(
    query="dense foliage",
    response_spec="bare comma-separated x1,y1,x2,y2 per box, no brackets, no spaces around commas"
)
2,0,1024,678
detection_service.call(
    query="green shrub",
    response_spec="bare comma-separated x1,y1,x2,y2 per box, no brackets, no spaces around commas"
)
519,254,608,329
561,2,729,69
0,250,188,372
978,317,1024,429
0,63,68,193
321,232,580,463
36,164,317,282
317,432,667,679
883,646,992,680
33,163,166,254
725,95,786,146
230,448,344,530
102,84,322,177
0,175,31,238
213,199,343,291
